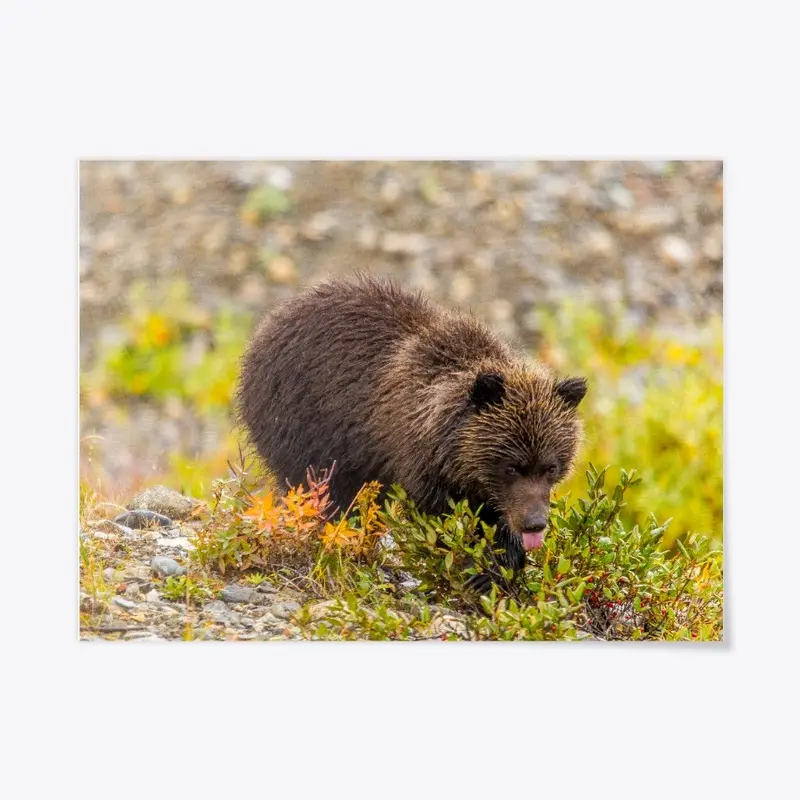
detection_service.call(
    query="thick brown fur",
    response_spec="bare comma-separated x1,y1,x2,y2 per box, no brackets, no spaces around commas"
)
236,274,587,572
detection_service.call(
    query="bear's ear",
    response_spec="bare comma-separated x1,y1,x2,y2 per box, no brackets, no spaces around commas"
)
556,376,587,408
470,372,505,410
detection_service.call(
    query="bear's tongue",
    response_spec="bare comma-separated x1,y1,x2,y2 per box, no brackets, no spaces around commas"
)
522,531,544,551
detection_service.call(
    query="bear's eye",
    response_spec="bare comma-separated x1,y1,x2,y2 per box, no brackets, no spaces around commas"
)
505,465,519,476
544,464,558,478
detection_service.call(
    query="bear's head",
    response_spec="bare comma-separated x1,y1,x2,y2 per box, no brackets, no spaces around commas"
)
454,366,587,554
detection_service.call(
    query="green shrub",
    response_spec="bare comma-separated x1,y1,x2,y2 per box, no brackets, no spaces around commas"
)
382,465,722,641
159,574,214,603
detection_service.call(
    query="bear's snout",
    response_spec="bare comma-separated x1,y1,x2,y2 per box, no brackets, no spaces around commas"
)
522,513,547,533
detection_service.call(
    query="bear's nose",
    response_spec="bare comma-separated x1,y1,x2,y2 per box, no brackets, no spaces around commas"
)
523,514,547,532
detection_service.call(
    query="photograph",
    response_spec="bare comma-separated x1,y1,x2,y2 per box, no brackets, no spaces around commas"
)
79,160,723,642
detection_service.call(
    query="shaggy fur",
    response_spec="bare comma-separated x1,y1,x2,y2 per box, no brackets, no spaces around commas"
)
236,275,587,571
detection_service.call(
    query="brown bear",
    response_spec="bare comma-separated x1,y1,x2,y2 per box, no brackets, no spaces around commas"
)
236,274,587,574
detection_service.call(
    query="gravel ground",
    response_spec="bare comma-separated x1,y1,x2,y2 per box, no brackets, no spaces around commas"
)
80,485,472,642
80,160,723,487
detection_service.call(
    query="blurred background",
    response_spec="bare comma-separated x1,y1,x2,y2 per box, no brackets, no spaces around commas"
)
79,161,723,547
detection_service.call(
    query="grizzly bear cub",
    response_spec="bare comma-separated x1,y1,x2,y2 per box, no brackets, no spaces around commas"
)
236,274,587,573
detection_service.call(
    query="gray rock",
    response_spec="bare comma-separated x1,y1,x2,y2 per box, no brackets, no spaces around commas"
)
145,589,161,603
629,205,680,234
89,519,135,538
608,183,635,210
123,584,142,601
270,600,301,620
265,165,293,191
381,232,429,256
221,584,256,604
150,555,186,578
156,536,195,551
192,627,219,641
112,596,136,609
114,509,172,529
204,600,231,622
254,580,278,594
127,485,196,520
658,235,695,268
301,211,338,241
122,564,152,581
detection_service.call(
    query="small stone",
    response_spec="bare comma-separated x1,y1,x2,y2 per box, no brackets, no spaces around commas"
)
254,580,278,594
302,211,338,241
113,596,136,609
356,225,380,251
266,256,298,284
80,593,100,613
539,174,571,199
145,589,161,603
114,509,172,529
156,536,194,552
449,273,474,304
583,227,616,258
123,564,152,581
305,600,340,622
150,555,186,578
88,519,135,538
629,205,680,234
127,486,196,520
380,178,403,206
124,632,165,642
265,165,293,191
102,567,117,582
270,600,301,620
221,584,256,604
381,232,429,256
608,184,635,209
123,583,142,601
658,235,695,268
425,612,470,639
192,627,218,641
204,600,231,622
377,532,399,552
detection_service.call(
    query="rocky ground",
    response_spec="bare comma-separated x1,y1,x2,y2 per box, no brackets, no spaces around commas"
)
80,485,470,642
80,161,723,488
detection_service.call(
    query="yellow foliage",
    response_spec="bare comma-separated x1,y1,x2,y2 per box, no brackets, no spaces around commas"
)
540,303,723,548
321,482,384,556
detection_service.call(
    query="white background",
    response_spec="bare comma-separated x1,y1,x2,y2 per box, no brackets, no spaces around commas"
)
1,1,797,798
